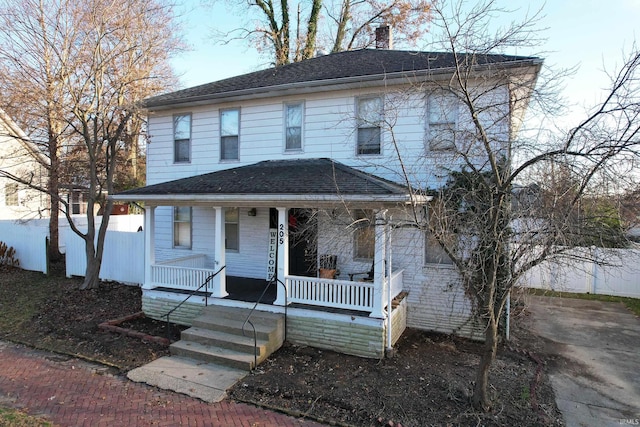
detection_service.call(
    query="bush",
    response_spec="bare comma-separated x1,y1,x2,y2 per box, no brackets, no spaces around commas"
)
0,241,19,267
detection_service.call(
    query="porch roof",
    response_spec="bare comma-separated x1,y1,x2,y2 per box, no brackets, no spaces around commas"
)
111,158,429,207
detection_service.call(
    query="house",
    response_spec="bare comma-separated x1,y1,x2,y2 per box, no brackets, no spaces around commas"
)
0,109,48,220
113,37,541,362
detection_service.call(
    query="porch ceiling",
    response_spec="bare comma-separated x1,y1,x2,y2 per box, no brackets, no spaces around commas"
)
111,158,430,208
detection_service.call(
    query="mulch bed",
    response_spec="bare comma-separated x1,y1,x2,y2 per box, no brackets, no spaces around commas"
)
0,267,564,426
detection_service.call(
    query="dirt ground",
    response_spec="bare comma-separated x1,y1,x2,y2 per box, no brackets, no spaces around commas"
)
0,267,563,426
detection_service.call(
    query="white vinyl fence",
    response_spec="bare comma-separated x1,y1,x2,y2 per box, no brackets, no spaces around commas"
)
65,230,144,284
0,215,143,280
520,247,640,298
0,220,49,273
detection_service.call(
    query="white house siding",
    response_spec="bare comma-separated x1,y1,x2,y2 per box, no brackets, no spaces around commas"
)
154,206,219,266
316,208,481,339
151,204,482,338
153,205,273,280
144,84,490,188
143,80,513,340
225,208,271,279
0,118,48,220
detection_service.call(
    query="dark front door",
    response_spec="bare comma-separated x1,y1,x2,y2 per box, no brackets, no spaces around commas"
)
288,208,317,277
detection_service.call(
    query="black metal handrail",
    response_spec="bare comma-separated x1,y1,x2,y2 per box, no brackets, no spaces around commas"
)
162,265,226,340
242,277,287,370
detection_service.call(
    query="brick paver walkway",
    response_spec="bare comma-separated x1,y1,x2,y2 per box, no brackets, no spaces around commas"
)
0,341,324,427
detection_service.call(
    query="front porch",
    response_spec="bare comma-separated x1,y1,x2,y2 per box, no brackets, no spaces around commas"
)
146,253,404,318
142,251,407,359
112,159,429,358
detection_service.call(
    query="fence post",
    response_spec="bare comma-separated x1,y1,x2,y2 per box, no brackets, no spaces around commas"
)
45,236,50,276
591,246,598,294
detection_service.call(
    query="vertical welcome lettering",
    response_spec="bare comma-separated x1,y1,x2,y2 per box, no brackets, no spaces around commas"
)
267,228,277,280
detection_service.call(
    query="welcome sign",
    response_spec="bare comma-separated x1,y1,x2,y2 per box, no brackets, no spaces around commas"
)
267,228,277,280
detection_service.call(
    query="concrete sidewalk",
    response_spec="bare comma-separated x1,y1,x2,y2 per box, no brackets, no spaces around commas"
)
527,296,640,427
127,356,247,403
0,340,324,427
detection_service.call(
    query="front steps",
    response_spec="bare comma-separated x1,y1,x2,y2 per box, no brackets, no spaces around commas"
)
170,305,285,371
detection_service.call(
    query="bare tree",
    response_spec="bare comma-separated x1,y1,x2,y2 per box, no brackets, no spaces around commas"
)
212,0,431,65
0,0,183,288
0,0,79,261
385,0,640,411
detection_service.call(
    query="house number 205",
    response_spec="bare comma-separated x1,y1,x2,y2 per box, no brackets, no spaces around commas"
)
279,223,285,245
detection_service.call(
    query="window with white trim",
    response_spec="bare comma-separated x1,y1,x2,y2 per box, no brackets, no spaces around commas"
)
425,233,454,264
354,209,375,259
173,206,191,248
425,203,454,265
220,109,239,160
173,114,191,163
356,96,383,155
225,207,239,251
427,91,457,151
284,102,303,151
4,183,18,206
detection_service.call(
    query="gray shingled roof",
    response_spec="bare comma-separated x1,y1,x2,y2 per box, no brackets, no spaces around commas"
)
115,159,410,201
145,49,540,109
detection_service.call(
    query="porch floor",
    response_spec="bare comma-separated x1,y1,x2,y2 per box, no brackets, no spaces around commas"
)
224,276,276,304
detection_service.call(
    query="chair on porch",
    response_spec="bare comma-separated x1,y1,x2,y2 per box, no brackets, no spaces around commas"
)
318,254,338,279
348,260,375,282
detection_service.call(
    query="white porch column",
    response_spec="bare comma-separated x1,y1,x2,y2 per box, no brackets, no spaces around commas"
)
370,209,387,318
274,207,289,306
143,205,156,290
212,206,228,298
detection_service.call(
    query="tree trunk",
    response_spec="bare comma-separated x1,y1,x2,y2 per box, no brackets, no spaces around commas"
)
48,134,62,262
80,255,102,290
80,228,101,290
301,0,322,60
472,314,499,411
48,194,61,261
331,0,350,53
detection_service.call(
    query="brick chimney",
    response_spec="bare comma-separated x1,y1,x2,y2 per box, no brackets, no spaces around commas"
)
375,25,393,49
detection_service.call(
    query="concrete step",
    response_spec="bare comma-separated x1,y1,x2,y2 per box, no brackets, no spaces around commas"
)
192,316,283,342
170,340,258,370
171,306,285,372
197,306,284,327
180,327,270,356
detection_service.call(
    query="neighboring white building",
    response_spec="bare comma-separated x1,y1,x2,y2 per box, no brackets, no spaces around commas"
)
0,109,48,220
113,45,541,358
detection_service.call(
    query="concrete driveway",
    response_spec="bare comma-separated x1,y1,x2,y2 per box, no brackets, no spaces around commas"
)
526,296,640,427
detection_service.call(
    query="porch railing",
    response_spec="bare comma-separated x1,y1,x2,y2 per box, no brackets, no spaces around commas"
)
151,254,217,292
149,257,404,316
155,254,206,269
286,275,376,312
386,269,404,305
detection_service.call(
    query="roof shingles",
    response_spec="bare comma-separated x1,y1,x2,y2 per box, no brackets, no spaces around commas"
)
116,158,411,198
144,49,539,108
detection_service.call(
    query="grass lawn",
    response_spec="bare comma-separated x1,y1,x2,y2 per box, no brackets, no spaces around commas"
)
0,407,53,427
526,288,640,316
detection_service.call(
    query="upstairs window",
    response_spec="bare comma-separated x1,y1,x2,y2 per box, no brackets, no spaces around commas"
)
225,207,239,251
70,191,86,215
173,114,191,163
353,209,375,259
284,102,303,151
220,109,239,161
4,183,18,206
356,96,383,155
173,206,192,249
427,91,457,151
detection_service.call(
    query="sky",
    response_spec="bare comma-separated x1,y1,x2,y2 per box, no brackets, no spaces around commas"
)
170,0,640,127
